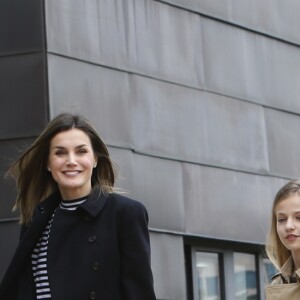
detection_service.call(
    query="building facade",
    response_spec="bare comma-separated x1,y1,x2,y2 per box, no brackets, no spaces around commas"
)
1,1,300,299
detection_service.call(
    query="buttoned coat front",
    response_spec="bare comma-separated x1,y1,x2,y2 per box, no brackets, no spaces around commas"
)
0,189,156,300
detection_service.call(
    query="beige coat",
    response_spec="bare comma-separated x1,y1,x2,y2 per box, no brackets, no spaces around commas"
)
265,257,300,300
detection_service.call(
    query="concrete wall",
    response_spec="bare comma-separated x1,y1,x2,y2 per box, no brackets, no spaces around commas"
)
2,1,300,299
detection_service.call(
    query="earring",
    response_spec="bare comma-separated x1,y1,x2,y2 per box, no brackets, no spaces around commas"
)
93,163,97,168
47,167,51,172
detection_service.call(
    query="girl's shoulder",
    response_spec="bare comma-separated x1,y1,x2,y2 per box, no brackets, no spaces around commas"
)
270,273,284,285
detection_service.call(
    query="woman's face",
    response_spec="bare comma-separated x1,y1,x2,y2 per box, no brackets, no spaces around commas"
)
48,128,97,200
276,194,300,256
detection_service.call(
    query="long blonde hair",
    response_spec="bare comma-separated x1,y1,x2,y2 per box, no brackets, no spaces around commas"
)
8,113,116,224
266,179,300,269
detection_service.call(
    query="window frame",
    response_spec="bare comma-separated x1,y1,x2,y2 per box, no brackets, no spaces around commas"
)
191,250,223,300
185,237,265,300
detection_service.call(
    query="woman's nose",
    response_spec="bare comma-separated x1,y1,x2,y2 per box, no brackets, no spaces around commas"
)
66,153,77,165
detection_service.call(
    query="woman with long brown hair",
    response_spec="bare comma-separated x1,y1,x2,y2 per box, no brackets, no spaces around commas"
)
0,113,156,300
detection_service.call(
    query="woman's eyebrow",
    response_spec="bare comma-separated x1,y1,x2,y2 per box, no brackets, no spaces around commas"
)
51,144,88,149
75,144,88,148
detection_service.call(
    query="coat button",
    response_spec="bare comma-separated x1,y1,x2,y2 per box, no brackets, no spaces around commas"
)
88,235,96,243
38,206,45,213
89,291,96,299
92,261,100,271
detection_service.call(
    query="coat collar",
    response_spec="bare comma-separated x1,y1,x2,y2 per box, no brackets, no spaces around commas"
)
38,187,108,218
281,256,300,280
272,256,300,284
78,188,108,217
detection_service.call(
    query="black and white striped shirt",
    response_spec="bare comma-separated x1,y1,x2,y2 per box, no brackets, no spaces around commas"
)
31,213,54,299
31,197,87,299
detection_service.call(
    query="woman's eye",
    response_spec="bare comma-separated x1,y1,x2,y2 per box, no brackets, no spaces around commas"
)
55,150,66,156
296,216,300,221
77,148,88,154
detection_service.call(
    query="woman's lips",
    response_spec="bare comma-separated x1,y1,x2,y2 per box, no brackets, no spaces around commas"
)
63,171,81,176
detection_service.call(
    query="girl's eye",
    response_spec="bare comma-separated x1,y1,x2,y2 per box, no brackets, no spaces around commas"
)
296,216,300,221
277,218,286,223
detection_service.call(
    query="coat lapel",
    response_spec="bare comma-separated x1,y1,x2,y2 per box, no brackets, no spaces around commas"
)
0,189,106,295
0,192,60,293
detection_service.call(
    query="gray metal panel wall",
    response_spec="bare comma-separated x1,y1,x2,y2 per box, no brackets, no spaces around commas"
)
47,55,269,174
158,0,300,45
150,232,187,299
0,0,45,54
265,109,300,178
0,222,20,282
44,1,300,298
46,0,300,113
0,54,48,138
0,0,48,282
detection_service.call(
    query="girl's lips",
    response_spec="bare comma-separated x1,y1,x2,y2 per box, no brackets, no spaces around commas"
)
286,234,300,241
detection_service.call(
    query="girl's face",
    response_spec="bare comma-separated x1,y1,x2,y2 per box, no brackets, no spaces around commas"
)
48,128,97,200
276,194,300,256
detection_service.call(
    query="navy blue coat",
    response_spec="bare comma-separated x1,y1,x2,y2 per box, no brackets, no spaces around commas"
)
0,189,156,300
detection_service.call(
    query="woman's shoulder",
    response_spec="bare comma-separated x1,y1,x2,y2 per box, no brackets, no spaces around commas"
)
105,193,149,224
107,192,147,211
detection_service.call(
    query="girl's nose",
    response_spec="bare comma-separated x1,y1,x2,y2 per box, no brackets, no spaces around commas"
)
286,219,296,231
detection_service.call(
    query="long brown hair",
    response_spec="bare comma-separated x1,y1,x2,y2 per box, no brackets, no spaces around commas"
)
266,179,300,269
8,113,116,224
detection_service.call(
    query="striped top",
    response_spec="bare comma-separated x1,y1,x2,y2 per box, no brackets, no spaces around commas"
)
31,197,87,299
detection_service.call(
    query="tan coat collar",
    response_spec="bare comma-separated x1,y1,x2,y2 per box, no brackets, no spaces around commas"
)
273,256,300,284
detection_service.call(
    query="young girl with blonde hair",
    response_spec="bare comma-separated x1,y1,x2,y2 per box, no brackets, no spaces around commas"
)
266,179,300,299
